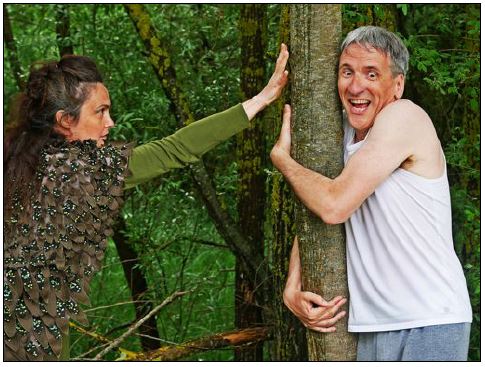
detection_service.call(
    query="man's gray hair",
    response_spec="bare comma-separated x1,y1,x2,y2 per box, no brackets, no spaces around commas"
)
341,26,409,77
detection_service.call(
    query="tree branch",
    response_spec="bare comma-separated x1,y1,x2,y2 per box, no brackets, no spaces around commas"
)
94,290,188,360
119,326,271,361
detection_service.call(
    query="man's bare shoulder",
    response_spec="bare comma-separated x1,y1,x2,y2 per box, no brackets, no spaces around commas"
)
372,99,443,178
374,99,433,131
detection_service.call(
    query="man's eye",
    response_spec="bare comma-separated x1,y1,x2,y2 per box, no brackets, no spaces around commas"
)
368,72,377,79
342,70,352,77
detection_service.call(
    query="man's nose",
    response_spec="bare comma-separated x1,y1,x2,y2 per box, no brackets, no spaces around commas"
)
348,74,365,95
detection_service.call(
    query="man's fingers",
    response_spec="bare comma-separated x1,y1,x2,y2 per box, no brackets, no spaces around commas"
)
282,104,292,126
328,295,345,305
302,291,329,308
310,326,337,333
325,310,347,325
326,297,347,316
309,310,346,329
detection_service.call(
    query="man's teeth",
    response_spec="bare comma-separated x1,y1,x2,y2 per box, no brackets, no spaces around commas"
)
350,99,370,105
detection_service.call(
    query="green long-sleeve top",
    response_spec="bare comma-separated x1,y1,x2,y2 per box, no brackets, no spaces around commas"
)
124,103,250,190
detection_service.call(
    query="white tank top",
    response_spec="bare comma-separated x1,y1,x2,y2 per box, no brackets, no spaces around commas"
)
343,119,472,332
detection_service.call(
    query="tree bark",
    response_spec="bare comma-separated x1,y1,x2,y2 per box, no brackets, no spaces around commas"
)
55,4,74,56
234,4,267,361
124,4,264,281
3,4,24,89
112,219,161,351
290,4,357,361
268,5,308,361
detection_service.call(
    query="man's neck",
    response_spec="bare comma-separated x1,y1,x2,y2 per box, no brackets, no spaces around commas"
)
354,128,370,143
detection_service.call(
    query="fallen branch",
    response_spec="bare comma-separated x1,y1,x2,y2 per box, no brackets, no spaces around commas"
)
69,321,112,344
94,290,188,360
119,326,271,361
69,322,138,360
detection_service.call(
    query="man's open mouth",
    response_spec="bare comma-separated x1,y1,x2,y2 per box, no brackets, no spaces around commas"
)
349,99,370,113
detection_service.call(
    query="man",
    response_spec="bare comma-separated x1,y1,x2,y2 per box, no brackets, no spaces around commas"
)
270,26,472,361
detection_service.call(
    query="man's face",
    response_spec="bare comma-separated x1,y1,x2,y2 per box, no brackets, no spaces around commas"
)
338,43,404,138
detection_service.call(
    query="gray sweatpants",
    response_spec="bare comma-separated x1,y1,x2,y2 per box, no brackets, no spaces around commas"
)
357,322,471,361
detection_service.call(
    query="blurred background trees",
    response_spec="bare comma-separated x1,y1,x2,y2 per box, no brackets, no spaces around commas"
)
3,4,480,361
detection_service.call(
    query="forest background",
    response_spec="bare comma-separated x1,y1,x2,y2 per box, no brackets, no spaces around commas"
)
3,3,480,361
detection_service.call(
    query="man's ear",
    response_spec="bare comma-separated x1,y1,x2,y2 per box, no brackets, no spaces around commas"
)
394,74,405,99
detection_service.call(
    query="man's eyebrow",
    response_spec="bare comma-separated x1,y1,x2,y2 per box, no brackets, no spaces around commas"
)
339,63,381,70
96,103,111,110
363,65,381,71
339,63,352,69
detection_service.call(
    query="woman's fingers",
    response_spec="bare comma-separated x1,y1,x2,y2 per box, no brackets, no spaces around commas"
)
274,43,289,75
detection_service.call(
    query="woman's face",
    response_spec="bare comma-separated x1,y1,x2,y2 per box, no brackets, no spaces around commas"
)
66,83,114,147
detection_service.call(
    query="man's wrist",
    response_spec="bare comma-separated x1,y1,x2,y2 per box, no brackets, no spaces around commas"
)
271,147,294,176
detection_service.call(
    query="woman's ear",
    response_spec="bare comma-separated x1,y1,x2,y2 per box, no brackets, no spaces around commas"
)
55,110,69,128
54,110,72,138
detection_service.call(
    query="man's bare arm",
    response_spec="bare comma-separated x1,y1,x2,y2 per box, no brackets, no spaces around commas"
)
270,101,426,224
283,237,347,332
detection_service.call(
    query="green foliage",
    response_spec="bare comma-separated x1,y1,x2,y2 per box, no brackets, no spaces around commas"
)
446,130,480,361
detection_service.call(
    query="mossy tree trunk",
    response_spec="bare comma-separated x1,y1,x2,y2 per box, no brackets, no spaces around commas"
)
112,219,162,351
290,4,357,361
267,4,308,361
235,4,267,361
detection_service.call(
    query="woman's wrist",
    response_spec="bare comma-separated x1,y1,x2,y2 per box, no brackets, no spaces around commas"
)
242,94,268,121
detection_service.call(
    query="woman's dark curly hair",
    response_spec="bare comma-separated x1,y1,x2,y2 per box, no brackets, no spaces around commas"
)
4,55,103,212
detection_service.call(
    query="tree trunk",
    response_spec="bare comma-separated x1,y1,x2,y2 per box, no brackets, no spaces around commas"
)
55,4,74,56
234,4,267,361
290,4,357,361
268,5,308,361
3,4,24,90
112,219,161,351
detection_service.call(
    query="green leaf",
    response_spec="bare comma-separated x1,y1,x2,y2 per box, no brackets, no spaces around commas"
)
470,98,478,112
397,4,408,16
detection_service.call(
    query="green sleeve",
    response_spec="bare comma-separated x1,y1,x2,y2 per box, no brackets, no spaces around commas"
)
124,103,250,189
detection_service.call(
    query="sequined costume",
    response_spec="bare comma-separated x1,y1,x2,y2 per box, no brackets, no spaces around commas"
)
4,140,132,360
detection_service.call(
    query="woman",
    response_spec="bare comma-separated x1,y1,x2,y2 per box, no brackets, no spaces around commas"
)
4,45,289,361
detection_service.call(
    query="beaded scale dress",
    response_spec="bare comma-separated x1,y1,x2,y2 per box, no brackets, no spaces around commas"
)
4,139,132,360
